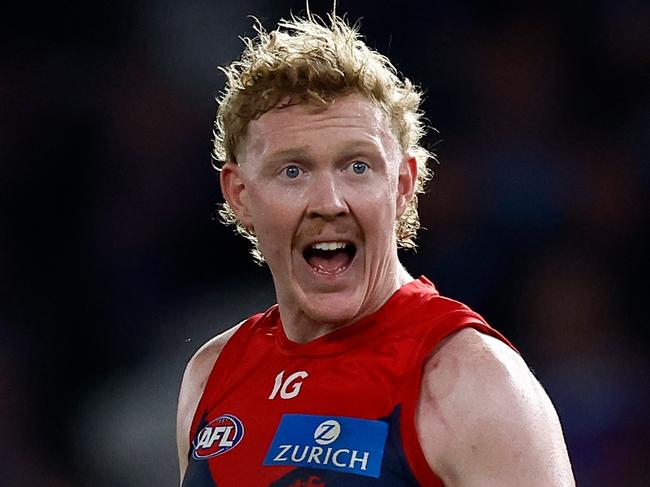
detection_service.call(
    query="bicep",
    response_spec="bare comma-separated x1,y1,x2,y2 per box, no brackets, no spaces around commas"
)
176,358,204,483
453,376,574,486
175,340,221,483
176,387,189,482
417,328,575,487
175,322,244,484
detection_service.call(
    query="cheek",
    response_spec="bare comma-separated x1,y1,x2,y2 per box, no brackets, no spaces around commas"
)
360,177,397,213
247,185,302,247
352,187,397,235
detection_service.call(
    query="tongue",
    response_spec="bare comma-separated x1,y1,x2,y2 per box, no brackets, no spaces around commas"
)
307,251,351,273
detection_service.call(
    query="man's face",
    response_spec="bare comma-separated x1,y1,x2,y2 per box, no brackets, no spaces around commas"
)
221,94,416,331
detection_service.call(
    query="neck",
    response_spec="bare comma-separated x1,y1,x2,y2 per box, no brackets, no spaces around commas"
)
279,263,414,344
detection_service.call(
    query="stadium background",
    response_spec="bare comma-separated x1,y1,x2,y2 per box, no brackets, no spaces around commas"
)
1,0,648,485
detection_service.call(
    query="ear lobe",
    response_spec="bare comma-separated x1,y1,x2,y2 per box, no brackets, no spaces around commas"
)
396,156,418,217
220,161,253,228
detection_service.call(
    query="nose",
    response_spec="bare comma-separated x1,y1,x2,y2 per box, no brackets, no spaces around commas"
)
306,172,349,220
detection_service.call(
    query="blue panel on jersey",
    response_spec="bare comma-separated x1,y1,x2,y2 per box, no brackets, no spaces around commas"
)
263,414,388,478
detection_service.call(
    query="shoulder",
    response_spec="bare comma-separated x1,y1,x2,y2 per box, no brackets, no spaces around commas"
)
176,321,245,478
416,327,574,486
177,324,242,418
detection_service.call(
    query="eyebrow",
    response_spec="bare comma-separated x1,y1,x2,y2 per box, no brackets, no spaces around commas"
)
264,146,311,161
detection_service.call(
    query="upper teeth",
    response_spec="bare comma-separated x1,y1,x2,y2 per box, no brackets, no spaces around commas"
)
312,241,347,251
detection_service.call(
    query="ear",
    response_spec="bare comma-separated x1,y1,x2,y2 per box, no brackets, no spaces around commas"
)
396,155,418,217
220,161,253,229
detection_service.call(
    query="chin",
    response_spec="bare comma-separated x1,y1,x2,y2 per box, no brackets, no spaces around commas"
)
300,293,364,327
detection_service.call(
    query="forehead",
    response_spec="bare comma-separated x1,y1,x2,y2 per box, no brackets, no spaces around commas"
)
240,94,397,160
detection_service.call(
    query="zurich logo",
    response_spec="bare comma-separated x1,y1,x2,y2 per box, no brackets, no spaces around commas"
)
314,419,341,445
263,414,389,478
192,414,244,460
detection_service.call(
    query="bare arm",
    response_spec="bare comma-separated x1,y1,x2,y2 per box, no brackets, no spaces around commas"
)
416,328,575,486
176,323,243,485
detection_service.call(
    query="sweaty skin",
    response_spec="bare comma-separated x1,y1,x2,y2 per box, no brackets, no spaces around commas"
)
416,328,576,486
177,94,576,486
221,94,417,343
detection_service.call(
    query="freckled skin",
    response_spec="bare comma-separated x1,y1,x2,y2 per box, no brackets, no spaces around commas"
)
417,354,459,432
179,95,575,487
415,329,576,486
221,94,417,343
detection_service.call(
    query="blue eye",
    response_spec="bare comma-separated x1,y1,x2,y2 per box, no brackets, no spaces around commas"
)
284,165,301,179
351,161,368,174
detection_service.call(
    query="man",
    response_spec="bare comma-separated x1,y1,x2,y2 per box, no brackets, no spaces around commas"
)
177,11,575,486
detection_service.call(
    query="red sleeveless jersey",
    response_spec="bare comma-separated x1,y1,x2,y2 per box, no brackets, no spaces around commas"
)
183,277,515,486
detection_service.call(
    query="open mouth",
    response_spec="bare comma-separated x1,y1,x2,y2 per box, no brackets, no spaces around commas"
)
303,241,357,275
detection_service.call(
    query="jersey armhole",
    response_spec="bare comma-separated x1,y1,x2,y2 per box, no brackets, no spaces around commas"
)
187,312,266,447
398,310,518,486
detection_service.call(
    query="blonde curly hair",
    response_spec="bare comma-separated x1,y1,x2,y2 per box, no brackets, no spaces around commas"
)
214,9,434,263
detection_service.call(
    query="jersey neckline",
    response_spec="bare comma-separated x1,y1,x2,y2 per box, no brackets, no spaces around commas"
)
271,276,439,357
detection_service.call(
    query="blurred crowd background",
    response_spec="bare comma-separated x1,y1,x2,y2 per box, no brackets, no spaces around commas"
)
1,0,648,485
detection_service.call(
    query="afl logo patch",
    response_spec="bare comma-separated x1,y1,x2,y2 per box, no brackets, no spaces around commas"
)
192,414,244,460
